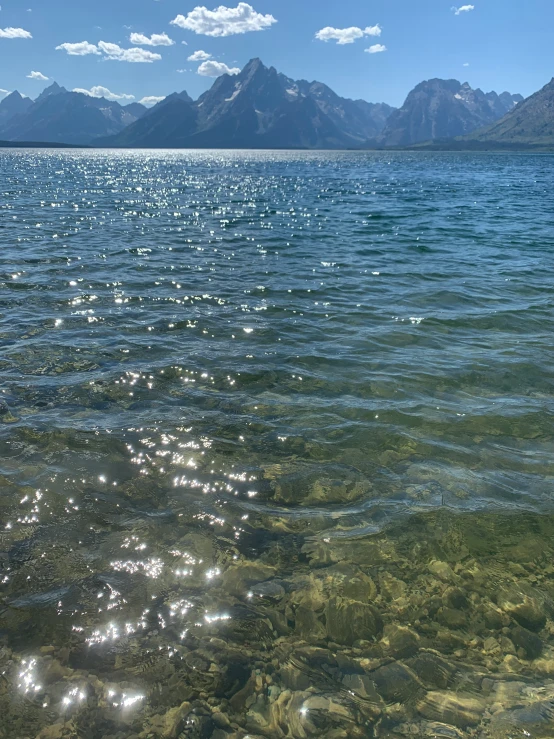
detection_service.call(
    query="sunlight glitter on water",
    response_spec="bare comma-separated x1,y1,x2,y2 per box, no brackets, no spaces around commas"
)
1,150,554,737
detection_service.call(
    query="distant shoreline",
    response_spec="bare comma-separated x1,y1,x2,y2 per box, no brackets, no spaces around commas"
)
1,141,553,153
0,141,85,149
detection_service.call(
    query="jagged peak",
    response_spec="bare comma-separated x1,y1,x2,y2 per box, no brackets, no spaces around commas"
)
240,57,275,83
36,82,68,103
412,78,462,95
242,57,266,73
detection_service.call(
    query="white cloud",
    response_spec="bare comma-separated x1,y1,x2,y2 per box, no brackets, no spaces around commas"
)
452,4,475,14
364,25,382,37
365,43,387,54
130,32,174,46
139,95,165,106
73,85,135,101
98,41,162,62
0,89,9,96
171,3,276,37
315,24,382,45
188,49,211,61
197,60,240,77
56,41,100,56
0,26,32,39
56,39,161,62
463,62,470,66
27,70,49,80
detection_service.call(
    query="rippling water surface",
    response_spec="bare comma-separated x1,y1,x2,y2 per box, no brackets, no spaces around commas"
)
1,150,554,739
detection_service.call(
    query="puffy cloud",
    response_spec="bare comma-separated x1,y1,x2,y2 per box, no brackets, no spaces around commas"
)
139,95,165,106
452,4,475,14
171,3,276,37
27,70,49,80
97,41,162,62
315,24,382,45
197,60,240,77
0,27,32,39
364,25,382,37
56,40,161,62
130,32,174,46
187,49,211,61
73,85,135,101
365,43,387,54
316,27,362,44
56,41,100,56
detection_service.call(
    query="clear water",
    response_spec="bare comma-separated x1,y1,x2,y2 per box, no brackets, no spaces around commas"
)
1,149,554,739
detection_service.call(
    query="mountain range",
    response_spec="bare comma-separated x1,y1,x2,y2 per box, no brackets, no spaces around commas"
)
458,77,554,149
0,58,550,149
96,59,396,149
376,78,522,147
0,91,33,127
0,82,146,145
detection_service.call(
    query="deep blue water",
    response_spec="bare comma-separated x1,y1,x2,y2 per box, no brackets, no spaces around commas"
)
1,150,554,738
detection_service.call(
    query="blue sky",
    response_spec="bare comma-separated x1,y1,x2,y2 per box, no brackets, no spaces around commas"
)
0,0,552,107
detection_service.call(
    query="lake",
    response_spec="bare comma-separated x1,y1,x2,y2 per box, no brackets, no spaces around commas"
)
1,149,554,738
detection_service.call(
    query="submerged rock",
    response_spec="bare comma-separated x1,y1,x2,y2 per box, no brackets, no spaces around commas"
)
325,597,383,645
418,722,465,738
381,625,420,659
496,586,547,632
409,653,456,690
379,572,407,601
371,662,423,704
511,625,543,659
417,691,485,728
490,700,554,734
428,560,461,584
222,561,277,597
272,464,371,506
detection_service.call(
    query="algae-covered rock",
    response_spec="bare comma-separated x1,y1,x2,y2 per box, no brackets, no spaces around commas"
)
273,464,371,506
381,625,420,659
325,597,383,645
428,561,460,584
294,605,326,640
511,626,543,660
496,587,546,632
321,563,377,601
379,572,407,601
437,607,467,630
222,561,277,596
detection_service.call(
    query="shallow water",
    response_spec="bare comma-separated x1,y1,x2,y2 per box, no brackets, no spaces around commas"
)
0,149,554,738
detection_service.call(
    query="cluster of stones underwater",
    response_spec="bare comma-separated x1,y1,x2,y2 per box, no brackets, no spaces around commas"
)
1,510,554,738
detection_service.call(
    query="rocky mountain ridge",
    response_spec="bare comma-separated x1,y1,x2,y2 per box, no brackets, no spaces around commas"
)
0,63,538,149
97,58,395,149
0,82,147,145
377,78,522,147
